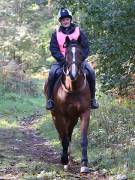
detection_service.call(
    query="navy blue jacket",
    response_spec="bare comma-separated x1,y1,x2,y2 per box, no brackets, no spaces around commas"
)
49,23,89,62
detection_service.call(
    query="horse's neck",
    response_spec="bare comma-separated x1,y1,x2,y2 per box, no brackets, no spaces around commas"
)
63,74,85,92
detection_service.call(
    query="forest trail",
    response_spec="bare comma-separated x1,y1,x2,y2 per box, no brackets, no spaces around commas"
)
0,112,110,179
0,112,59,179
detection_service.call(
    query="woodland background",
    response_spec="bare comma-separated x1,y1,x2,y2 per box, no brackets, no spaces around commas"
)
0,0,134,179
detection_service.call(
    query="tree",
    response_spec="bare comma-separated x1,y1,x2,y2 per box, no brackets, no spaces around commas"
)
0,0,53,69
54,0,135,95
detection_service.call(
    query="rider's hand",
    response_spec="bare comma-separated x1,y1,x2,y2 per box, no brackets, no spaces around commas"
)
61,57,66,64
61,57,65,61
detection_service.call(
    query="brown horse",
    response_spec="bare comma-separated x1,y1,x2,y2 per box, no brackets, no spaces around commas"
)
44,36,91,173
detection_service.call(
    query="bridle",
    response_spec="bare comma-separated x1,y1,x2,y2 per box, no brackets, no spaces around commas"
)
61,66,87,93
62,61,80,79
62,61,87,93
63,43,81,79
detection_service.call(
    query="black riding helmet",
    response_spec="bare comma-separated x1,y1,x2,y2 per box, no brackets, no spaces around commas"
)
58,8,72,21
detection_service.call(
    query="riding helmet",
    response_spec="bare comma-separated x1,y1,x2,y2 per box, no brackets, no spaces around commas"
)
58,8,72,21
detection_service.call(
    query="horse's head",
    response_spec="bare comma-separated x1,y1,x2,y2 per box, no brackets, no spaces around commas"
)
63,36,83,81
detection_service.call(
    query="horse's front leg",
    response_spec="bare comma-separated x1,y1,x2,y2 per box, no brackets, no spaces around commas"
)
61,135,69,166
54,117,69,167
80,110,90,173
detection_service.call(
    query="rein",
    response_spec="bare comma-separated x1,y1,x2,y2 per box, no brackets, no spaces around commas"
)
61,69,87,93
62,62,78,76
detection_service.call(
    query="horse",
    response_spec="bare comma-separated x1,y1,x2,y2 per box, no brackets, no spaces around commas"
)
44,36,91,173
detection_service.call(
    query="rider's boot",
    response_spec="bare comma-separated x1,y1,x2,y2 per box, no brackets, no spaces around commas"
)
46,98,55,110
90,98,99,109
85,65,99,109
46,62,63,110
89,79,99,109
46,76,55,110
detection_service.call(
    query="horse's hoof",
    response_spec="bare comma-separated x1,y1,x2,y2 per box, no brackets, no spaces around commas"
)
80,166,90,173
61,153,68,165
64,165,68,171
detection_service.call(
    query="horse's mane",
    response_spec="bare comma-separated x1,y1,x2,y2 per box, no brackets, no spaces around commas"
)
68,39,80,46
66,40,82,53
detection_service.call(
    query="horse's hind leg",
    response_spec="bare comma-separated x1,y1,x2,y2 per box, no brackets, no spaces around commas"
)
68,130,73,166
80,110,90,173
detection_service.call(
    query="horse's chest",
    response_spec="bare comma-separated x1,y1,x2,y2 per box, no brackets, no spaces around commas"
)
56,90,86,111
57,88,80,103
54,84,90,114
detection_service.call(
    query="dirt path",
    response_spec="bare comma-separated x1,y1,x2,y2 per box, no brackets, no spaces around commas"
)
0,114,61,179
0,113,109,179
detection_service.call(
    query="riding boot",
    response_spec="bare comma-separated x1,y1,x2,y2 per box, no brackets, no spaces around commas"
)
84,62,99,109
89,78,99,109
46,77,55,110
46,62,63,110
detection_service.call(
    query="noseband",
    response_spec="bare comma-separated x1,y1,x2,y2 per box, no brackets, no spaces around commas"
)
61,68,87,93
62,62,80,77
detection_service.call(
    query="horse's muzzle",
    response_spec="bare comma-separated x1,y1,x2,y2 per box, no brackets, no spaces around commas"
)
69,71,78,81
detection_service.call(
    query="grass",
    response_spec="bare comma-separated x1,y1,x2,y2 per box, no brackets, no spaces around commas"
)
36,113,60,149
0,77,45,127
0,93,45,128
37,92,135,179
0,118,18,128
0,77,134,179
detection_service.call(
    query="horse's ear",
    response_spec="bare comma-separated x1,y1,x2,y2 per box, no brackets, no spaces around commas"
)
77,35,81,44
63,36,70,48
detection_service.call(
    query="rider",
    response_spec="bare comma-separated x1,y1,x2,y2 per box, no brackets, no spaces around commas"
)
46,8,99,110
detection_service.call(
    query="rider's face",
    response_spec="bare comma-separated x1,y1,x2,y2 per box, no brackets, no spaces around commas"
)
60,18,71,28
